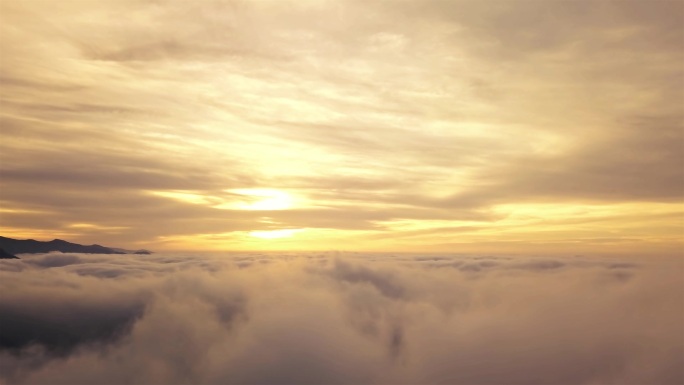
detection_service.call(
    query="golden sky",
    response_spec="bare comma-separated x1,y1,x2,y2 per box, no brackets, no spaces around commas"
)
0,0,682,254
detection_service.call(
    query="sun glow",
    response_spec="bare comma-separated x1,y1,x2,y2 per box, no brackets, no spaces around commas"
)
149,189,296,211
230,189,293,211
249,229,303,239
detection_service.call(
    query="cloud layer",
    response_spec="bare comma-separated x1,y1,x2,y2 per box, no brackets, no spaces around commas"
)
1,0,682,252
1,252,681,384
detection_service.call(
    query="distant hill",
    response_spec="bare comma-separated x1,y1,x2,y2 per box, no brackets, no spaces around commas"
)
0,248,19,259
0,236,152,256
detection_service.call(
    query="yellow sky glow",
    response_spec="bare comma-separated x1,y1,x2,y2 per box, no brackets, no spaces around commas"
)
0,0,682,255
249,228,303,239
229,189,294,211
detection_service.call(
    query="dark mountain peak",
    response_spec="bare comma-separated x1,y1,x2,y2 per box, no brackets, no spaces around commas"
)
0,248,19,259
0,237,152,256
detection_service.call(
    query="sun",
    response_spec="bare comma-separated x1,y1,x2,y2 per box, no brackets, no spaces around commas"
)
230,189,293,211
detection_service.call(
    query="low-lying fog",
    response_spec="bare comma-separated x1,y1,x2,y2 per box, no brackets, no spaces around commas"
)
1,252,682,385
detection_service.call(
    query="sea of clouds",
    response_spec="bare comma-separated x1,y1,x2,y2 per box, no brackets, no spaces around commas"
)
1,251,682,385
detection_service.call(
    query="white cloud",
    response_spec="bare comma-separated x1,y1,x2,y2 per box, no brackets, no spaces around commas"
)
1,252,681,384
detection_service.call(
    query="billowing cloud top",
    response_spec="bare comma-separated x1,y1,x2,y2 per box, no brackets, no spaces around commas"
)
0,0,682,253
1,252,682,384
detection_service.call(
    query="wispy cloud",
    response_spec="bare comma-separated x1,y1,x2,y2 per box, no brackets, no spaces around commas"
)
1,0,681,252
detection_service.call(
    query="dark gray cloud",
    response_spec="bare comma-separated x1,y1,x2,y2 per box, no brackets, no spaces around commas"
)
0,252,681,385
0,299,144,355
329,259,406,299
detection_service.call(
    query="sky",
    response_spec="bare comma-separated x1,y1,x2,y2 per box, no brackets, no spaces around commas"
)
0,0,682,253
1,252,682,384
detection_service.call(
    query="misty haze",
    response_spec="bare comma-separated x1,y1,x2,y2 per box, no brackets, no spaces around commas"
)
1,0,683,384
1,252,682,384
